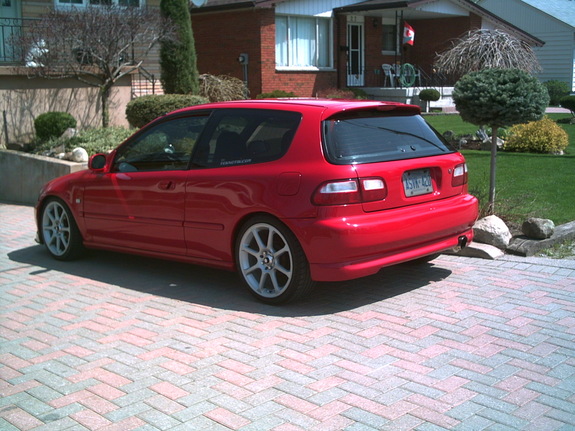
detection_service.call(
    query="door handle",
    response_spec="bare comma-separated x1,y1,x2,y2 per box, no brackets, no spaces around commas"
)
158,181,174,190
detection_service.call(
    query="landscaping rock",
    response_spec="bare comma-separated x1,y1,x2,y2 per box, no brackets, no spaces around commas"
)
507,220,575,256
522,217,555,239
473,215,512,249
61,128,78,139
448,241,505,259
71,147,89,163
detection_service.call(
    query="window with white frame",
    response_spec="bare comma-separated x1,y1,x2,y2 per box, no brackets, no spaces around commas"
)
275,15,332,69
55,0,142,7
381,18,398,54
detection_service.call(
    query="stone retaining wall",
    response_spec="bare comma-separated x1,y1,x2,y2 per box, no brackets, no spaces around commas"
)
0,149,86,205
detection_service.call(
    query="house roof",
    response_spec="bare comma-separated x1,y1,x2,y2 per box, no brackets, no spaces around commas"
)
519,0,575,28
190,0,282,10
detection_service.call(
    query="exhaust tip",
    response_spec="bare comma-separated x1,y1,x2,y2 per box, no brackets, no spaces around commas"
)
458,235,468,249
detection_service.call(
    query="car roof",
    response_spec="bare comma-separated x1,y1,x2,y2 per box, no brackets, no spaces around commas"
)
168,98,421,119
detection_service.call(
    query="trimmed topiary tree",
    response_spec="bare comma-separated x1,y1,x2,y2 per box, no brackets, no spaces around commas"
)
418,89,440,112
160,0,199,94
34,111,77,141
453,68,549,213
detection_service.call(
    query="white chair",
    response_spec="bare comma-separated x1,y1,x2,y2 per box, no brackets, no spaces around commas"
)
381,64,396,87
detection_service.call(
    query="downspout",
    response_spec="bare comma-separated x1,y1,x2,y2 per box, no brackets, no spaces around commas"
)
334,11,340,92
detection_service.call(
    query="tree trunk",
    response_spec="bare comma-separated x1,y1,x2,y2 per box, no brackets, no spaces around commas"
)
488,128,498,214
100,85,112,128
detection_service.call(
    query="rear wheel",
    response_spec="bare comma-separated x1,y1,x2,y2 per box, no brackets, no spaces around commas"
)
40,198,84,260
236,216,314,304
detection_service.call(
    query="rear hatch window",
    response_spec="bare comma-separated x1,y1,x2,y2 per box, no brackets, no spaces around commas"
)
322,112,455,165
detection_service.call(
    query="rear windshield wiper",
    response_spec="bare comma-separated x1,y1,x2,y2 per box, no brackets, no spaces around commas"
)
345,120,449,152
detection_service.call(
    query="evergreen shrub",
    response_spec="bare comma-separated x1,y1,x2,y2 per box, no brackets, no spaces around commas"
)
504,117,568,154
34,112,77,141
559,95,575,115
418,89,441,102
544,80,570,106
160,0,199,94
126,94,208,128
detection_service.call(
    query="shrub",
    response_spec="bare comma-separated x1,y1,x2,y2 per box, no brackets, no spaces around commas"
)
504,117,568,154
544,80,570,106
315,88,368,99
559,95,575,116
453,69,549,129
199,74,247,102
34,112,77,141
418,89,441,102
317,88,356,99
126,94,208,128
349,88,368,99
160,0,199,94
34,127,133,156
256,90,296,99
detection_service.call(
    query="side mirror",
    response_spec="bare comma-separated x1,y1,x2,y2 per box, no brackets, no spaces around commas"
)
89,153,108,171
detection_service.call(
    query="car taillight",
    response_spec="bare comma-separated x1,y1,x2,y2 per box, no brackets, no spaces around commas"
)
312,178,387,206
452,163,468,187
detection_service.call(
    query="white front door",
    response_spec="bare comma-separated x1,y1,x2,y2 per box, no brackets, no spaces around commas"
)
346,21,364,87
1,0,21,62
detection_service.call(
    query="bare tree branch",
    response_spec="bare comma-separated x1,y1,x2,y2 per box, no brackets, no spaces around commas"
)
16,5,174,127
434,29,541,75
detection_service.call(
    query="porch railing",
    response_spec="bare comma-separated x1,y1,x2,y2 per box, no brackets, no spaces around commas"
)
349,66,457,88
0,17,37,64
132,66,162,98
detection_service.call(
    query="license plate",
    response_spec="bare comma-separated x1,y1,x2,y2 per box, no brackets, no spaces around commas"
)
403,169,433,197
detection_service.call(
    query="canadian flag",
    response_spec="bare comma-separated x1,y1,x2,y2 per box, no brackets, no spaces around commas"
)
403,22,415,46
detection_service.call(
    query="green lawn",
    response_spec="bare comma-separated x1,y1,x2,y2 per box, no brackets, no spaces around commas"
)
425,113,575,225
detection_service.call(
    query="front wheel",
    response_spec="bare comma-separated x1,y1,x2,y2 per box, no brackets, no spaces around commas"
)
40,198,84,260
235,216,314,304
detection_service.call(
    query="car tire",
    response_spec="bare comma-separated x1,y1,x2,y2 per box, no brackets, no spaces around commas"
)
235,215,314,304
40,198,84,260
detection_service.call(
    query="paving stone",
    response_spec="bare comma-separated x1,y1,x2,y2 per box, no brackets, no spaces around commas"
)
1,203,574,430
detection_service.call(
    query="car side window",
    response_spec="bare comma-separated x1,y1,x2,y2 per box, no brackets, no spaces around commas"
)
194,109,301,168
113,115,208,172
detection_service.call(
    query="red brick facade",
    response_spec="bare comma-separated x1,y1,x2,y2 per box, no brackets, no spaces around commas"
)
193,8,337,98
192,7,483,98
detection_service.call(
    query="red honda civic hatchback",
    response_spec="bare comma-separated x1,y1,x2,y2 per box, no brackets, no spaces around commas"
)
36,99,478,303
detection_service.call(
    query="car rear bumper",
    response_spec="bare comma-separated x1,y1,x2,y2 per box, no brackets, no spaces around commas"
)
288,194,478,282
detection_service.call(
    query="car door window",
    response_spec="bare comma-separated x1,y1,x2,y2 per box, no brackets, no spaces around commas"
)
193,109,301,167
113,115,208,172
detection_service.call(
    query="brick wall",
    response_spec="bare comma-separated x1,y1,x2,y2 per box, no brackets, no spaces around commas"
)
192,9,482,97
192,8,337,98
401,14,482,77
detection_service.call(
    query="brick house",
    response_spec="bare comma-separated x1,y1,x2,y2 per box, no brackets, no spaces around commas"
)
189,0,543,99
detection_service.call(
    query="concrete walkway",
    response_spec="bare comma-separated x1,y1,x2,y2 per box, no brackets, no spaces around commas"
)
1,203,574,431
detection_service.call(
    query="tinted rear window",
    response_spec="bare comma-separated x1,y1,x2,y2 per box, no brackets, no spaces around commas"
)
322,113,455,165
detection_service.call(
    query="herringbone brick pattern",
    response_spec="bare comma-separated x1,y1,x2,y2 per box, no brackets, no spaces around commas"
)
1,203,574,430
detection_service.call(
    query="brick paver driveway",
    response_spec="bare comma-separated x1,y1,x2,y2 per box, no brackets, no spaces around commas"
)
1,202,574,431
